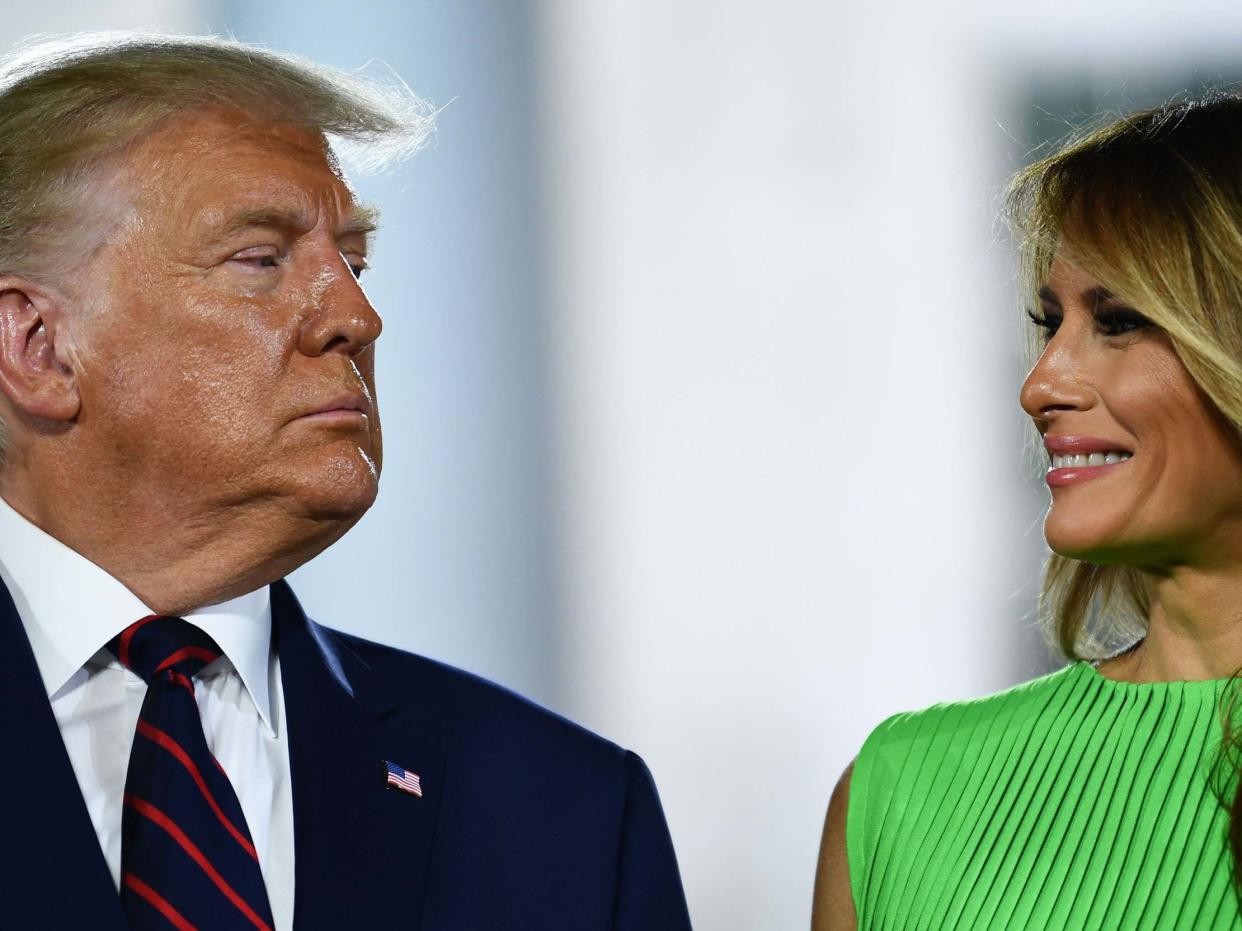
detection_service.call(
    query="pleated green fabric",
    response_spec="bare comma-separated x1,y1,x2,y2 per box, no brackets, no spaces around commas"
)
847,661,1241,930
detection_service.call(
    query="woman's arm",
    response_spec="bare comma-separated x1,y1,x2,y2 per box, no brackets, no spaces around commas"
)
811,760,857,931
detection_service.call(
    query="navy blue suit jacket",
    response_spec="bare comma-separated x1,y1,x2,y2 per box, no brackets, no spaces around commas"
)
0,577,693,929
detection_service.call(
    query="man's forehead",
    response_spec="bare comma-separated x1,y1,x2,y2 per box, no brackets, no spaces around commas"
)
148,106,332,157
121,108,368,231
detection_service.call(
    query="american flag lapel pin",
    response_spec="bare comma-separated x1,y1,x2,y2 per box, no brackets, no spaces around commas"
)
384,759,423,798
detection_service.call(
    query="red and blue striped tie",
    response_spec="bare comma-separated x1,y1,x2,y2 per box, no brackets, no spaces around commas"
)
107,616,275,931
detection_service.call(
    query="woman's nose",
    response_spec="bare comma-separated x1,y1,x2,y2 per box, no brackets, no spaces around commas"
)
1019,331,1095,422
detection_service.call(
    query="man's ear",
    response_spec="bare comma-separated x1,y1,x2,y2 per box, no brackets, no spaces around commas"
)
0,278,80,423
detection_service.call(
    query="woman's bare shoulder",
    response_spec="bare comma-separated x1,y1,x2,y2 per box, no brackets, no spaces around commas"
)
811,759,857,931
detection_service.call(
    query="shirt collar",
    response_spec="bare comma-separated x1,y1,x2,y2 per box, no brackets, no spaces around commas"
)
0,494,275,733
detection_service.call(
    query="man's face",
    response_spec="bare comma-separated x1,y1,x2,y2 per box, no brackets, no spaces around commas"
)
65,108,384,528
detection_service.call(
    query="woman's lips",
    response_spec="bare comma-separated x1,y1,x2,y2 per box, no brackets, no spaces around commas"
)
1046,458,1131,488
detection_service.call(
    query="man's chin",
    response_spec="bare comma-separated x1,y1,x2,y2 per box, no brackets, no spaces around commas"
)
301,485,378,523
287,448,381,521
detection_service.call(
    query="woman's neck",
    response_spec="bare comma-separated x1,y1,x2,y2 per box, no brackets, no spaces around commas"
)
1097,566,1242,682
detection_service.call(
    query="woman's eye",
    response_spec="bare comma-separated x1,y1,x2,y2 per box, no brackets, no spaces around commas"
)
1025,306,1152,342
1026,307,1060,340
1096,307,1151,337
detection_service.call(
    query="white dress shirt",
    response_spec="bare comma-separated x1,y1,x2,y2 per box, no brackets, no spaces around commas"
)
0,495,295,930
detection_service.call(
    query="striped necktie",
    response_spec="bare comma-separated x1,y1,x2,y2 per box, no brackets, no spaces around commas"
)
107,615,275,930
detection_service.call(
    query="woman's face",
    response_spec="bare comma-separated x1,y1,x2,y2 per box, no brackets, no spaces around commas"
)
1019,254,1242,570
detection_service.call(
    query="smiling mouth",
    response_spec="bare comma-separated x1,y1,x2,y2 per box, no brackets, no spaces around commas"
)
1045,451,1133,488
1048,451,1133,469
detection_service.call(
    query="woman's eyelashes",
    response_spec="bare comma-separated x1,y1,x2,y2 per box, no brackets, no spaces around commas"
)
1026,306,1153,342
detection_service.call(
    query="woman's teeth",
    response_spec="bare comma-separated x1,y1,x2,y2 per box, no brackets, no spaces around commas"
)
1050,451,1133,469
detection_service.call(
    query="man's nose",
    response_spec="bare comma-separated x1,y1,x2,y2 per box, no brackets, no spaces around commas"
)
1019,331,1095,422
298,255,383,357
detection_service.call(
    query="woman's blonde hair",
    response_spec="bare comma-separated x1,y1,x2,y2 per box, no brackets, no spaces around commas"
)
1006,93,1242,898
0,31,435,462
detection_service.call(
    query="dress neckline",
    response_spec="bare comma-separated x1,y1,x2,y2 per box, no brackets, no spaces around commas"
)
1072,659,1236,693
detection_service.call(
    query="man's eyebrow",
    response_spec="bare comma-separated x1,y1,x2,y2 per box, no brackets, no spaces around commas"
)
344,203,381,236
209,203,381,240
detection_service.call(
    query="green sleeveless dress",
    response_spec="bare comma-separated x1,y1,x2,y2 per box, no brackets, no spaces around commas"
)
847,661,1241,929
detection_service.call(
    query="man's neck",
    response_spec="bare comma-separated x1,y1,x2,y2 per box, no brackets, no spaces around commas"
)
0,476,348,616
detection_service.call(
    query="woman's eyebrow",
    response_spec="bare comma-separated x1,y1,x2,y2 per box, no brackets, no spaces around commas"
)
1037,285,1118,308
1083,285,1116,306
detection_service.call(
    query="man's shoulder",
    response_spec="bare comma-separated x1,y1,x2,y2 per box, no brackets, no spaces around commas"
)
317,622,633,775
296,620,692,929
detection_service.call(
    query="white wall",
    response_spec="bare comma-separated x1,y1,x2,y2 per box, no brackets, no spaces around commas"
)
0,0,204,36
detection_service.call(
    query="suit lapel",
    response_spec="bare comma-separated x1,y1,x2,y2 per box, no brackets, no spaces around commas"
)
0,579,127,930
273,580,445,930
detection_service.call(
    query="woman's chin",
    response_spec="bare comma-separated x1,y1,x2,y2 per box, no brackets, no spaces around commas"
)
1043,518,1135,564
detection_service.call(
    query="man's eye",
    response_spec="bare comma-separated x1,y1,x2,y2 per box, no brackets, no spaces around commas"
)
232,252,281,270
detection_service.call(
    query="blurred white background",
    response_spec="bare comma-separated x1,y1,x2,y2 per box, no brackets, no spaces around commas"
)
7,2,1242,928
